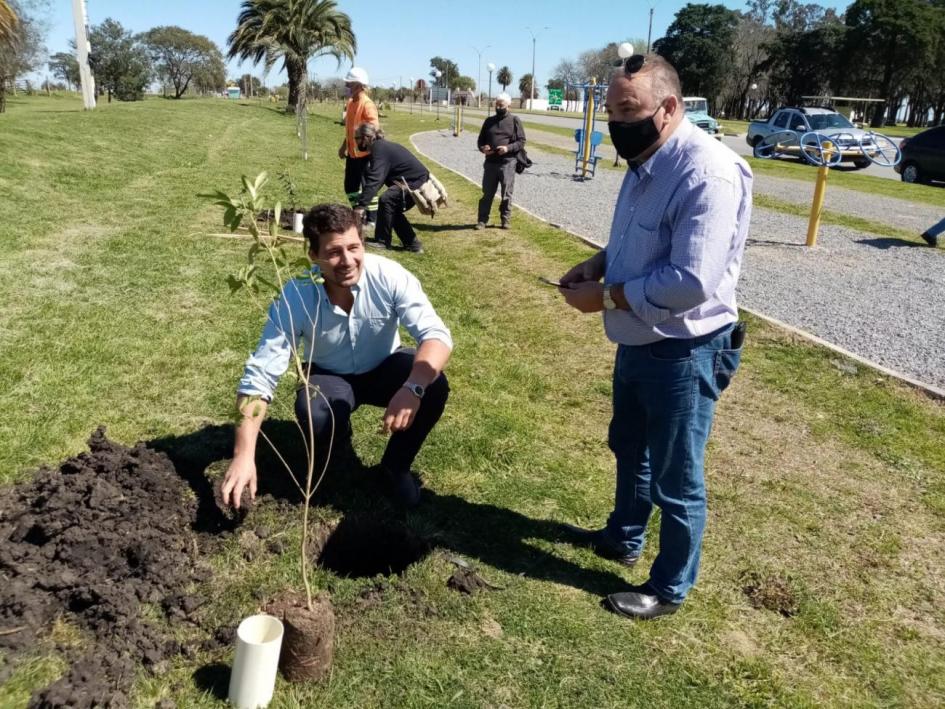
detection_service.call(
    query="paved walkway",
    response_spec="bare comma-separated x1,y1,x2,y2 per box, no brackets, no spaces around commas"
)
413,128,945,392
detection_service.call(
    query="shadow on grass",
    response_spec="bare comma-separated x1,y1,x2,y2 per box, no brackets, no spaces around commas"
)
149,422,627,597
192,662,230,701
414,222,475,233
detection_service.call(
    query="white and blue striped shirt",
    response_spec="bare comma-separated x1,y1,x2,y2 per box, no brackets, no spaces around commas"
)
605,119,753,345
238,254,453,401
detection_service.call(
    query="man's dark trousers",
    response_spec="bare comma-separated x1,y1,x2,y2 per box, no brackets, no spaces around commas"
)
478,158,516,225
375,184,419,248
294,348,449,474
344,155,378,223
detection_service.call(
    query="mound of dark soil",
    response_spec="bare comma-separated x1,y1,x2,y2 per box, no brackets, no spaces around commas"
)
0,428,215,707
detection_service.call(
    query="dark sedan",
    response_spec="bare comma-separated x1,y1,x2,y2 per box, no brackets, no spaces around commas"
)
895,126,945,185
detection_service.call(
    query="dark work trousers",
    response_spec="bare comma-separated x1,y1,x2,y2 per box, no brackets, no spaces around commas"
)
294,348,449,474
477,158,516,225
375,184,418,248
344,155,378,223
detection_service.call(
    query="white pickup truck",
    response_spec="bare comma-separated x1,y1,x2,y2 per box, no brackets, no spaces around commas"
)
747,107,876,168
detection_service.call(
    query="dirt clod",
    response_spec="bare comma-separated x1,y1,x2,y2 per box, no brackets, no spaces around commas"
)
447,567,502,594
0,428,215,706
741,571,799,617
265,593,335,683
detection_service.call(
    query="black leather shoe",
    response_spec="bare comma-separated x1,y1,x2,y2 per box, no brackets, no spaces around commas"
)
405,240,424,254
560,524,640,567
605,584,682,620
381,467,421,507
920,230,938,247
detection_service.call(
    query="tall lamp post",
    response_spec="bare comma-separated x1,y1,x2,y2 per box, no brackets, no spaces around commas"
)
472,44,491,108
487,62,495,110
433,69,442,121
526,25,549,109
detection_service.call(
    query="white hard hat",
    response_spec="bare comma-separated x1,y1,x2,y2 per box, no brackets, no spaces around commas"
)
344,67,369,85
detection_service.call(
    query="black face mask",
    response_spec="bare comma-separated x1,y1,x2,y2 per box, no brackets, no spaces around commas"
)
608,107,663,161
495,107,508,117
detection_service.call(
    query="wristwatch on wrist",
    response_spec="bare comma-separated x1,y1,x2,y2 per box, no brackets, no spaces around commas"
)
403,381,426,399
602,284,617,311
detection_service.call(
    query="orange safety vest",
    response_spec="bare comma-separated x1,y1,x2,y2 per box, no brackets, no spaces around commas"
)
345,92,379,159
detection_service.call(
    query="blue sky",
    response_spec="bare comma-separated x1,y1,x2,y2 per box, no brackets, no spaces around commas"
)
36,0,850,91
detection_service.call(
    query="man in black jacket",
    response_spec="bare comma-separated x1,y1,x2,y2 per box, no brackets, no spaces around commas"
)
476,92,526,230
354,124,429,253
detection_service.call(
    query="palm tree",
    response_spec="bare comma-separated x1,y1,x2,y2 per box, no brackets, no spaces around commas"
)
497,65,512,93
0,0,19,46
228,0,355,113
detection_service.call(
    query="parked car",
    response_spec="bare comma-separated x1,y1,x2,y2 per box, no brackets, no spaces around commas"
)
683,97,722,140
747,107,878,168
895,126,945,184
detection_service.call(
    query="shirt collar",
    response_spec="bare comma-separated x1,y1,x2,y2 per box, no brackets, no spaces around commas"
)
634,118,693,178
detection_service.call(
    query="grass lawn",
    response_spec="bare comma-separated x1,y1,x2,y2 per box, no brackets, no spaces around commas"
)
1,95,944,708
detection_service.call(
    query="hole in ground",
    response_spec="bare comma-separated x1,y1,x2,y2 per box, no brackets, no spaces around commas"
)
316,517,429,579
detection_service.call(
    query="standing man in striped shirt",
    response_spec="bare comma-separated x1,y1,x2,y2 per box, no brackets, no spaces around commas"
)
558,55,753,620
339,67,380,228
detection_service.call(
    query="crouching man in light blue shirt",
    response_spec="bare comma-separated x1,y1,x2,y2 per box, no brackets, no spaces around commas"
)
220,203,453,508
558,55,752,619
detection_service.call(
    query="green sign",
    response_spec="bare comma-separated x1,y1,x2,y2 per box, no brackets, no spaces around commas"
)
548,88,563,105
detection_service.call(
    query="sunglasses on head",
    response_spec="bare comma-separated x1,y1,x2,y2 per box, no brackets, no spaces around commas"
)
623,54,646,75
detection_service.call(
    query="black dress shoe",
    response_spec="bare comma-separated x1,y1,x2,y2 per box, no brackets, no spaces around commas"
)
380,466,421,507
605,584,682,620
560,523,640,567
405,240,424,254
920,230,939,247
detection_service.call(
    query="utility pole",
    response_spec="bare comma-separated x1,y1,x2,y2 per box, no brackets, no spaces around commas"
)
72,0,96,110
527,26,549,109
646,7,654,53
472,44,491,108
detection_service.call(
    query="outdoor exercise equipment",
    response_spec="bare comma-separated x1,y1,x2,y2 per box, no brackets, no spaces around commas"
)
568,78,608,179
753,129,901,247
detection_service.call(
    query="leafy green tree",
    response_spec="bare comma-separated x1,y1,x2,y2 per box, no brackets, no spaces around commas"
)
228,0,355,114
762,16,846,107
0,0,17,46
519,73,537,101
496,65,512,92
48,51,80,89
239,73,262,96
453,74,475,91
654,3,740,104
88,18,152,102
142,25,224,99
0,1,44,113
843,0,939,126
192,51,226,95
429,56,460,88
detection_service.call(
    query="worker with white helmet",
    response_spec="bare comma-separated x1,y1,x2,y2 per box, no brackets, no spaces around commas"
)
339,67,380,227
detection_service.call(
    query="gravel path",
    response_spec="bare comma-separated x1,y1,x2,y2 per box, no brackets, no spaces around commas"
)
413,128,945,391
462,120,943,235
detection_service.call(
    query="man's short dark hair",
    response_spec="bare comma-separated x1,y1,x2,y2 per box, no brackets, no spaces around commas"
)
637,54,683,104
302,203,362,252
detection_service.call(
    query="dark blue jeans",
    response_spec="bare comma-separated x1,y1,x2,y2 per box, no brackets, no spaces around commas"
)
605,323,741,604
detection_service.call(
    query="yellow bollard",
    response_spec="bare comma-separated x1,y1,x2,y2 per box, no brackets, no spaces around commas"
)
581,78,596,178
805,141,834,247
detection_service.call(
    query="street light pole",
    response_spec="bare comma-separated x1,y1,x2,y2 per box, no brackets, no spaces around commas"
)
487,62,495,110
647,7,654,53
526,26,549,109
472,44,491,109
72,0,96,110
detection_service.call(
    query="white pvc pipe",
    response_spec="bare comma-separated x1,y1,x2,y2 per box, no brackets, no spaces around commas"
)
293,212,304,234
228,614,284,709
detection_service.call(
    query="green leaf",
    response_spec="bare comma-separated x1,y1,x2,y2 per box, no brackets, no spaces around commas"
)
254,171,269,193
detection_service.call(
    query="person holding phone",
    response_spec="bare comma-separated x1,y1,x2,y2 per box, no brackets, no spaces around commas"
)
476,92,526,230
557,54,752,620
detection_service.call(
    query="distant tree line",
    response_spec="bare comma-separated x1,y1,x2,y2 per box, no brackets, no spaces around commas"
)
549,1,945,127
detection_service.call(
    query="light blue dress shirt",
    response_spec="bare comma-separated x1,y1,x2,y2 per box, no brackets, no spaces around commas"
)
604,119,753,345
238,254,453,401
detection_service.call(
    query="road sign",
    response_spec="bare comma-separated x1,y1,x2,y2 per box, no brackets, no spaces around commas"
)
548,88,563,106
